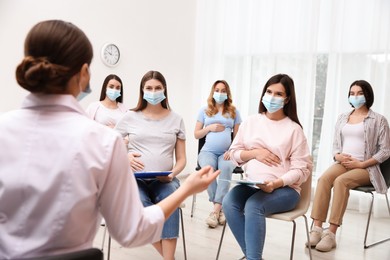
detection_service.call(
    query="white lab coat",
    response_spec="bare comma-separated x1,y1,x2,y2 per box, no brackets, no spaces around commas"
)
0,94,164,259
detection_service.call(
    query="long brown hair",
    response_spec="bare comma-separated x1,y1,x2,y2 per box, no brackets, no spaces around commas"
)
99,74,124,102
205,80,236,119
132,70,170,111
258,74,302,128
15,20,93,94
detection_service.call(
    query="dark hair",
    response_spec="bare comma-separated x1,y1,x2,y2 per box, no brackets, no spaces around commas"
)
258,74,302,128
15,20,93,94
132,70,170,111
205,80,236,119
99,74,124,103
348,80,374,109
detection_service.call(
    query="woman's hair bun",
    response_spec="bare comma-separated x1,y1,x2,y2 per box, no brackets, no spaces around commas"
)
16,56,70,93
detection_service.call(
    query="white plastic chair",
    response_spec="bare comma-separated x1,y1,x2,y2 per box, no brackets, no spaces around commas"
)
216,174,313,260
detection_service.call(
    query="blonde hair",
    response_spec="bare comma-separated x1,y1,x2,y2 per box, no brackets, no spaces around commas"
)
205,80,236,119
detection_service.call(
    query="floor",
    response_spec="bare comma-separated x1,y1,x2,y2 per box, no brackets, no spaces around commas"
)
93,189,390,260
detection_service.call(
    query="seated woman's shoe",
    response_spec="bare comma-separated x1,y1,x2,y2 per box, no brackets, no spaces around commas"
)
315,230,337,252
218,210,226,225
305,226,323,247
206,211,219,228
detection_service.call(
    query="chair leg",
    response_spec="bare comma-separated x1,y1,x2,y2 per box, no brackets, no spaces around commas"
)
107,236,111,260
289,220,296,260
101,223,112,260
101,225,107,251
364,193,390,248
215,222,227,260
303,215,313,260
191,194,196,218
215,217,313,260
179,207,187,260
384,193,390,216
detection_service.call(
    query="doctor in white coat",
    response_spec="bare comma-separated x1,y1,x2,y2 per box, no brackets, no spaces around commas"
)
0,19,219,259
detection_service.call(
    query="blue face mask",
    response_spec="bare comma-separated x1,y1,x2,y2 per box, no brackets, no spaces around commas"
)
213,92,228,104
348,95,366,109
77,84,92,101
143,90,166,105
261,93,285,113
106,88,121,101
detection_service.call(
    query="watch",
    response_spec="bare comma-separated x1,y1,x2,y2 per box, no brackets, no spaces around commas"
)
101,43,120,67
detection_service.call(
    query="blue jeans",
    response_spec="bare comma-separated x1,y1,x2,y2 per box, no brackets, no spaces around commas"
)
198,151,236,204
222,185,299,260
137,178,180,239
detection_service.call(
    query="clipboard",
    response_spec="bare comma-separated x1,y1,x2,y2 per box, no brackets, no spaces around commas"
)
230,179,264,186
134,171,172,178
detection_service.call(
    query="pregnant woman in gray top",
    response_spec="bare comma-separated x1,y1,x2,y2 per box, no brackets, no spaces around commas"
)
115,70,186,260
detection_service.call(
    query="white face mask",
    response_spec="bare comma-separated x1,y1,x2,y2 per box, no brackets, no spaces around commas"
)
261,93,285,113
213,92,228,104
77,84,92,101
348,95,366,109
143,90,166,105
106,88,121,101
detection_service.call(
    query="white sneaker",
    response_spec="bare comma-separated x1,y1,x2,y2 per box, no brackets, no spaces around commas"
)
206,212,219,228
218,210,226,225
315,230,337,252
305,226,323,247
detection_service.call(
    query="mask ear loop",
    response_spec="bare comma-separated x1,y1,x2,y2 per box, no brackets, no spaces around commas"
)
79,64,91,92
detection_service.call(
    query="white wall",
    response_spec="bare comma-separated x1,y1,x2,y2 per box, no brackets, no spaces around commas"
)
0,0,200,172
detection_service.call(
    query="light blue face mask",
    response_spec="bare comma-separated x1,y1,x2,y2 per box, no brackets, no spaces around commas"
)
348,95,366,109
213,92,228,104
261,93,285,113
106,88,121,101
143,90,166,105
77,84,92,101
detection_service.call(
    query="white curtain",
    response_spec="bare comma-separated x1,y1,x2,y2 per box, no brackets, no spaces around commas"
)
194,0,390,215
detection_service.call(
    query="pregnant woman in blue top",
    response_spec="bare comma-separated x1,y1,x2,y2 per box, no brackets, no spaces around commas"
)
194,80,242,228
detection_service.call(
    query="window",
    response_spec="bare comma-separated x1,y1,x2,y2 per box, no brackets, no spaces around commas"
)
311,54,328,173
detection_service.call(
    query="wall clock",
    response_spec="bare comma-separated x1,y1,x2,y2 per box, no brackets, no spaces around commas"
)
101,43,120,67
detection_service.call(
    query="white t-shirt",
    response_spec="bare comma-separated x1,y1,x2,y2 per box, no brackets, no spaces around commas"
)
341,122,365,161
115,110,186,171
85,101,127,127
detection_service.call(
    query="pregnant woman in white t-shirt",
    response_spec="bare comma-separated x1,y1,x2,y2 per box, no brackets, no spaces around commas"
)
86,74,127,128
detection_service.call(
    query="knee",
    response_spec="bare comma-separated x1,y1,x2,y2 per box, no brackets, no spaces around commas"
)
333,177,347,189
219,169,233,180
198,153,217,167
317,175,332,188
222,193,230,208
199,161,217,170
222,190,236,209
245,200,265,216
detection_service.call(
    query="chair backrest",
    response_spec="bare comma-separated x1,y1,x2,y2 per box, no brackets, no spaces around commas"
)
25,248,103,260
295,173,312,211
379,157,390,188
196,137,206,170
198,136,206,154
